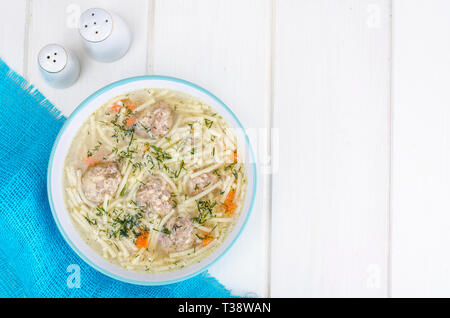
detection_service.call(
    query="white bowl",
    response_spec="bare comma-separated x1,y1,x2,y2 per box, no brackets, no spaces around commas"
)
47,76,257,285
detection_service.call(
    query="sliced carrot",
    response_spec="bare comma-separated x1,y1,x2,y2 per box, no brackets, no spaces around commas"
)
142,143,149,153
83,148,105,166
126,116,136,128
136,231,149,248
224,201,237,215
83,156,96,166
225,188,235,202
223,189,237,215
201,232,214,246
202,237,214,246
123,99,137,111
111,103,122,113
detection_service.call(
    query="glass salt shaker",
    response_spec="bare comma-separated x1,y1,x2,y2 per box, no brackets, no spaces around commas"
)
79,8,132,63
38,44,80,89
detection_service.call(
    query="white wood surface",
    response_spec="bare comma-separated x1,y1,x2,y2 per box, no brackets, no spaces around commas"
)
1,0,270,297
151,0,272,297
3,0,450,298
0,0,27,74
271,0,391,297
391,0,450,297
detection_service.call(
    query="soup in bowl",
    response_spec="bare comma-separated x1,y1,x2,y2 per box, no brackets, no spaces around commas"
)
48,76,256,285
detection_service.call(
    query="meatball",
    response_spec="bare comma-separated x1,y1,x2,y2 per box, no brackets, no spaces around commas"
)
135,102,174,139
159,215,195,253
82,162,122,203
136,176,173,215
186,172,218,196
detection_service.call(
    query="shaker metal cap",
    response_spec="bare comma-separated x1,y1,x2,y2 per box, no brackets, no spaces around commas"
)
79,8,113,43
38,44,67,73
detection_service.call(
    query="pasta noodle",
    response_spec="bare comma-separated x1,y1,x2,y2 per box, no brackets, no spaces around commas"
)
63,88,247,273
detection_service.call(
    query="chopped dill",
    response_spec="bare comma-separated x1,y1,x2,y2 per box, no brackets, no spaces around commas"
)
204,118,213,128
109,211,143,239
161,228,172,235
96,206,106,216
120,184,127,197
150,145,172,162
85,216,97,226
224,162,237,171
192,200,217,224
86,141,102,157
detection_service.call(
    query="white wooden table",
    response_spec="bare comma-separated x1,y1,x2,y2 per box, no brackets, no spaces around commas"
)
2,0,450,298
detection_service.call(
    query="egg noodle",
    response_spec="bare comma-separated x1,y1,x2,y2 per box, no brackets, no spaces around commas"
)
63,88,247,273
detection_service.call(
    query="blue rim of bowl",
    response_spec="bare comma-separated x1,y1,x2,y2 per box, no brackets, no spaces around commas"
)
47,75,257,286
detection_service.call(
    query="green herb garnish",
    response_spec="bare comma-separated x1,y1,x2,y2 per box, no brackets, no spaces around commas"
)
204,118,213,128
161,228,172,235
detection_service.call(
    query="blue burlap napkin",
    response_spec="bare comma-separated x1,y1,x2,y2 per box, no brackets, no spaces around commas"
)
0,59,231,298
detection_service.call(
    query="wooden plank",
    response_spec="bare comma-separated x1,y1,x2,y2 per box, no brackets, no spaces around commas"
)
391,0,450,297
152,0,271,297
0,0,27,74
27,0,149,116
271,0,391,297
